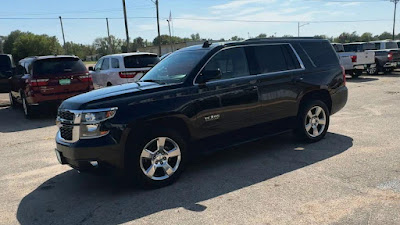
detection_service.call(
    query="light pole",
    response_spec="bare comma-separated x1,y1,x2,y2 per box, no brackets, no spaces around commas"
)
391,0,399,40
122,0,130,52
59,16,66,51
298,22,310,37
167,19,173,52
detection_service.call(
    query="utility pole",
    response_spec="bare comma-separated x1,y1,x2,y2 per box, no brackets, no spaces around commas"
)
155,0,162,56
392,0,399,40
167,19,173,52
298,22,310,37
106,18,113,54
59,16,66,52
122,0,130,52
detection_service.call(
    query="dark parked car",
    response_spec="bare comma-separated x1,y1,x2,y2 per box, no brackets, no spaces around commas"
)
55,38,348,188
9,55,94,118
0,54,15,93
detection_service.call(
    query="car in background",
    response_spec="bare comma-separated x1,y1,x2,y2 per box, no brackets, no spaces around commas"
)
368,40,400,73
0,54,15,93
9,55,94,118
332,43,355,77
343,42,376,76
89,53,159,88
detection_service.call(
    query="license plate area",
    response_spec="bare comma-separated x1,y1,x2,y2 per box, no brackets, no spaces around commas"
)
59,79,71,85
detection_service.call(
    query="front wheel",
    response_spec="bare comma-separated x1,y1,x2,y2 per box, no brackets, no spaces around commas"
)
125,129,187,188
295,100,330,142
9,92,16,108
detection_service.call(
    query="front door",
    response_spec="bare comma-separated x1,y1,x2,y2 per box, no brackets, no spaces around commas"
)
193,46,259,139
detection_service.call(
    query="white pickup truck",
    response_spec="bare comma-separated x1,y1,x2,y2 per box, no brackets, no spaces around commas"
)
343,42,376,77
332,43,355,76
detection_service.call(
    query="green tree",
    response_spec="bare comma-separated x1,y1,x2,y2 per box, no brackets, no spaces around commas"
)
378,32,392,40
190,33,201,41
360,32,375,42
231,36,244,41
11,33,63,61
256,33,267,38
3,30,23,54
153,35,184,46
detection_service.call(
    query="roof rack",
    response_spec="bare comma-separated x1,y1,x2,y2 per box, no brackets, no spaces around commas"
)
245,37,317,41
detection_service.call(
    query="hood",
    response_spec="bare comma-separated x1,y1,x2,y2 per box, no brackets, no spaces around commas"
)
60,82,163,110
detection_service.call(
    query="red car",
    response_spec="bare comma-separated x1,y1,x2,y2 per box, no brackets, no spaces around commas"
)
9,55,94,118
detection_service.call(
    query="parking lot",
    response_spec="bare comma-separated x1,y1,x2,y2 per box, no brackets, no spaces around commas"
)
0,72,399,225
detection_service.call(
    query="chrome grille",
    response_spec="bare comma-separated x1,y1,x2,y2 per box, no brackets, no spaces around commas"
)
58,110,75,121
60,125,74,141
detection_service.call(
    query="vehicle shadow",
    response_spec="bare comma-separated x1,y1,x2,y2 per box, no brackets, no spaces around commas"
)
0,106,56,133
16,132,353,225
346,76,379,83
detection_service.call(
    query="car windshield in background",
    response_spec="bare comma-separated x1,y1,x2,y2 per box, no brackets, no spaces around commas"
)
140,50,208,84
33,58,87,77
0,55,11,71
386,42,398,49
124,55,160,68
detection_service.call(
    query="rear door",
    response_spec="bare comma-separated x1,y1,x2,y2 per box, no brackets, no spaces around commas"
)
31,57,90,96
247,44,304,125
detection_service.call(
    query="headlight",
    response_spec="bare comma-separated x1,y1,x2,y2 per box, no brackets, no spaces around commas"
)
80,108,118,139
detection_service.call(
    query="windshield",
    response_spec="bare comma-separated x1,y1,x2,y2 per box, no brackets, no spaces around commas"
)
140,50,208,84
386,42,398,49
0,55,12,71
124,55,160,68
33,57,87,77
332,44,344,52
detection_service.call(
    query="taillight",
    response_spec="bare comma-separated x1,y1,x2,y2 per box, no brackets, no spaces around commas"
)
350,55,357,63
388,52,394,61
28,79,49,87
341,66,346,86
119,71,137,78
79,73,92,82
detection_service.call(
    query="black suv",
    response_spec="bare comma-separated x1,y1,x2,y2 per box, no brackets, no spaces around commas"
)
56,38,348,188
0,54,15,93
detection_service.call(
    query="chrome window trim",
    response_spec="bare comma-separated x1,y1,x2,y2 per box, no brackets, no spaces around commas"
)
192,43,306,85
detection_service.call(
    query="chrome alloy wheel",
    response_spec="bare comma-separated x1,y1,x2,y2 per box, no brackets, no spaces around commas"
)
140,137,182,181
305,106,327,138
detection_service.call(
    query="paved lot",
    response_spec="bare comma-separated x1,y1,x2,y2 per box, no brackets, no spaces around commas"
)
0,73,400,225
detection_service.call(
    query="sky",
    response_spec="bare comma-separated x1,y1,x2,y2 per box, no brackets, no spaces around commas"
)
0,0,398,45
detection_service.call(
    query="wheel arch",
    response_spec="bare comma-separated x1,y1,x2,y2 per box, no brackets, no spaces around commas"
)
298,89,332,114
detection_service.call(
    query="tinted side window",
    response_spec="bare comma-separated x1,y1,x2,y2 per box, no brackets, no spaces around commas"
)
282,45,302,70
101,58,110,70
95,59,103,71
375,43,381,50
203,47,249,80
111,58,120,68
15,64,26,75
300,42,339,67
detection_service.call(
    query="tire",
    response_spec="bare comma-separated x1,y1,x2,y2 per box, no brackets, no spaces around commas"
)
367,66,378,75
107,82,112,87
9,92,16,108
22,94,34,119
125,129,187,188
352,70,362,78
295,100,330,143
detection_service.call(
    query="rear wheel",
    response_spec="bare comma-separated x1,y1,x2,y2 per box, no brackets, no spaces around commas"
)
125,129,187,188
352,70,362,78
367,66,378,75
22,95,34,119
295,100,330,142
107,82,112,87
9,92,16,108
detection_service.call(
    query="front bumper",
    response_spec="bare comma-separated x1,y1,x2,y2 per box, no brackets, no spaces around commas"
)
55,132,123,171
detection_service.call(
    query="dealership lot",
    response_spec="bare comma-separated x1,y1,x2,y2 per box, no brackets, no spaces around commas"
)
0,73,400,224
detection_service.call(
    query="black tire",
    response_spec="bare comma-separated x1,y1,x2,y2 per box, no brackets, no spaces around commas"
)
107,82,112,87
367,66,378,75
352,70,362,78
22,94,34,119
295,100,330,143
9,92,16,108
125,129,187,189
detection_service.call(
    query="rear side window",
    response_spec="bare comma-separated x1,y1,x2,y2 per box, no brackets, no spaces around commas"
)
343,44,358,52
386,42,398,49
300,42,338,67
111,58,120,68
0,55,11,71
124,55,160,68
245,44,301,75
332,44,345,52
33,58,87,77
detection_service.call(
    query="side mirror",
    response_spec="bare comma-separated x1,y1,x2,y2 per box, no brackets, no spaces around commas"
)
197,69,222,84
88,66,94,71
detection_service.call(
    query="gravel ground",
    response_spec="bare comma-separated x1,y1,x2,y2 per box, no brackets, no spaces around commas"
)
0,73,400,225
